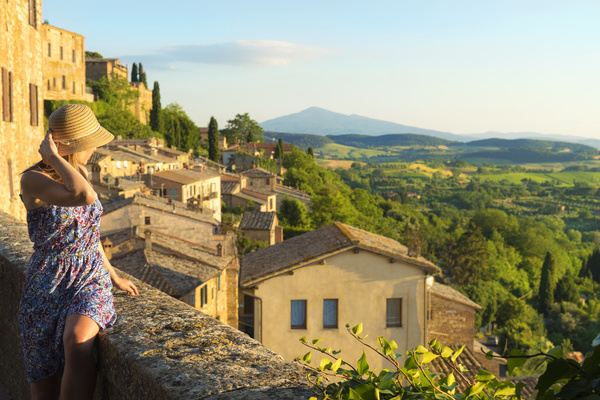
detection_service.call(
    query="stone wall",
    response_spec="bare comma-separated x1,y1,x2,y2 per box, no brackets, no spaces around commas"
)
41,23,87,101
0,211,313,399
0,0,45,221
427,293,477,350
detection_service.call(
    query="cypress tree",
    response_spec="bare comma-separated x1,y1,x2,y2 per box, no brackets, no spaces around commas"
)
588,249,600,283
307,146,314,157
139,63,148,87
149,81,163,133
538,251,556,314
131,63,138,82
274,137,284,159
555,272,579,304
208,116,220,163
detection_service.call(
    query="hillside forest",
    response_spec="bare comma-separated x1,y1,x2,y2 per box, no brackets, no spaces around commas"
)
270,143,600,376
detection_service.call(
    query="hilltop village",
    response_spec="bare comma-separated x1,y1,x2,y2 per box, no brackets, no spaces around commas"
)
0,0,504,380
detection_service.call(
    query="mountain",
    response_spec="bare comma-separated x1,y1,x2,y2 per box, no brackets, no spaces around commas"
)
260,107,469,141
464,132,600,149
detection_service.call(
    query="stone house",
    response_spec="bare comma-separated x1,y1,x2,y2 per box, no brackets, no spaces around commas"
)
41,23,91,102
0,0,44,220
243,142,292,159
104,228,239,328
85,56,128,81
100,193,219,244
144,168,222,221
221,174,277,212
239,211,282,246
240,222,444,370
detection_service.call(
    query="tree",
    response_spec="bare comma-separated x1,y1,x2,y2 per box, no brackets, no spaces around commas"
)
586,248,600,283
447,223,490,285
554,272,580,304
149,81,163,133
162,103,199,152
88,74,138,110
274,137,284,159
138,63,148,87
538,251,556,314
278,196,308,227
131,62,138,82
307,146,314,157
222,113,264,145
208,116,220,163
85,51,103,58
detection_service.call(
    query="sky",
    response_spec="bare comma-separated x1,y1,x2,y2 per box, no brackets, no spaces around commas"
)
43,1,600,138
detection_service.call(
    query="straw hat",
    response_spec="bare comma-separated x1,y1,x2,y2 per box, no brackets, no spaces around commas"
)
48,104,114,156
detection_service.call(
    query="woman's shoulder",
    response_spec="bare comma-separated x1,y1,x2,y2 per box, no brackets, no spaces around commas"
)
20,168,55,211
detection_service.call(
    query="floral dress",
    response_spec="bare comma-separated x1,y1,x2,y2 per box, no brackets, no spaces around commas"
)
18,199,116,383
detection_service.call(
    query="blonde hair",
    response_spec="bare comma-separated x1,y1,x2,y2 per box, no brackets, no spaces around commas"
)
24,154,87,183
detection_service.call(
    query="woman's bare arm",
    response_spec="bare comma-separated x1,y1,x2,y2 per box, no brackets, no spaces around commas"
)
21,132,97,208
99,244,139,296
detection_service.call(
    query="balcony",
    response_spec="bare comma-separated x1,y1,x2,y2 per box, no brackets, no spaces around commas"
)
0,211,312,400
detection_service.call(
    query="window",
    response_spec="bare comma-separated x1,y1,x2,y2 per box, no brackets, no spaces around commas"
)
217,275,221,291
386,298,403,327
60,46,63,60
123,160,129,167
53,77,56,89
62,75,66,90
72,49,75,63
28,0,37,28
47,80,50,90
323,299,338,328
243,294,254,315
291,300,307,329
47,43,51,57
200,285,208,307
116,161,122,168
2,68,13,122
170,188,177,199
144,216,151,225
29,84,38,126
72,82,76,94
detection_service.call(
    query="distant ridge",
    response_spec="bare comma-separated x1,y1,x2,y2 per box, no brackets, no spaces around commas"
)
260,107,468,141
261,107,600,149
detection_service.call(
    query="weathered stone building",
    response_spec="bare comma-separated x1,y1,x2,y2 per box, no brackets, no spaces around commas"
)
129,81,152,125
41,23,90,101
239,211,282,245
0,0,44,221
85,56,128,81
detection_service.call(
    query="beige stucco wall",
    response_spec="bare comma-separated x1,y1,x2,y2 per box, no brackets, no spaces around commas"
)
253,249,428,371
0,0,44,221
41,24,86,101
101,203,216,245
189,264,238,328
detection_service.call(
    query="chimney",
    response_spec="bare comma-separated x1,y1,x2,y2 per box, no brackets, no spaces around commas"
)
217,243,223,257
145,231,152,251
407,238,421,258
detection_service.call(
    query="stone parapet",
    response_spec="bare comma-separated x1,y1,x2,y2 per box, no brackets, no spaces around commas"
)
0,211,312,399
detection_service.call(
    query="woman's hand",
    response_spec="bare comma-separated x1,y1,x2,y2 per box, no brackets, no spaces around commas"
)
39,131,60,164
114,277,139,296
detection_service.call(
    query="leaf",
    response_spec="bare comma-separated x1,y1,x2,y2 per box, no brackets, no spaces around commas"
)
535,358,577,394
414,345,429,354
353,383,380,400
465,381,486,397
357,351,370,376
352,323,363,336
507,356,527,374
474,370,496,383
485,350,494,360
420,352,439,364
440,346,453,358
319,358,332,371
312,338,323,345
302,352,312,363
493,382,516,397
348,387,365,400
388,340,398,351
300,336,307,343
331,358,343,372
451,344,465,362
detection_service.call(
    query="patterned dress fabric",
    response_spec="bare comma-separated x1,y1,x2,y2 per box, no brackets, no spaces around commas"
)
18,199,116,383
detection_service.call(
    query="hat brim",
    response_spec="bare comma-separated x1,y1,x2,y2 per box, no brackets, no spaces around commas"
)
57,125,114,156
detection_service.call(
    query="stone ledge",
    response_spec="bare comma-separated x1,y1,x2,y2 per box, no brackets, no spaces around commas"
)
0,211,313,399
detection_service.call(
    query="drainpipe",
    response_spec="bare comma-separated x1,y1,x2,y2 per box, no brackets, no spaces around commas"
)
242,291,263,343
425,276,434,345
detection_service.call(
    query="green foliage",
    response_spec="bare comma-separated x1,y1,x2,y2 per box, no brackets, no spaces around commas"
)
162,103,200,152
223,113,264,144
538,252,556,315
88,74,138,110
85,51,103,58
208,116,220,162
298,324,521,400
447,223,490,285
554,273,580,304
131,62,138,82
274,137,285,159
138,62,148,87
308,146,315,157
236,236,268,255
278,196,308,227
150,81,163,133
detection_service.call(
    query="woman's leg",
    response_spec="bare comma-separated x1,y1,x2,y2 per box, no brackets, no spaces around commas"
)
30,372,60,400
61,314,100,400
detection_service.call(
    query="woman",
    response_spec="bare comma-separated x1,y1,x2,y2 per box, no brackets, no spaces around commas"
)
19,104,139,400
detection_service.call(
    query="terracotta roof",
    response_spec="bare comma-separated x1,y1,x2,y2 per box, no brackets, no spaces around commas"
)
240,212,276,231
220,173,241,182
88,149,112,164
241,168,275,179
230,192,267,206
429,282,482,310
111,249,219,298
241,222,439,286
221,181,240,195
151,169,219,185
101,193,218,225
